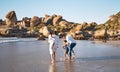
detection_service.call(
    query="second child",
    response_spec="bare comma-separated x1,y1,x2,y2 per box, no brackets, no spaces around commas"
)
62,40,69,60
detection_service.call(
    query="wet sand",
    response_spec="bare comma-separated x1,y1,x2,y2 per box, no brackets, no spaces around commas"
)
0,39,120,72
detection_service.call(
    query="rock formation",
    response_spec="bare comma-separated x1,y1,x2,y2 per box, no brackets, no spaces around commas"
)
1,10,120,40
53,15,62,26
22,17,31,27
94,29,108,39
5,11,17,27
59,21,68,27
95,11,120,40
43,14,53,25
39,26,52,37
30,16,40,27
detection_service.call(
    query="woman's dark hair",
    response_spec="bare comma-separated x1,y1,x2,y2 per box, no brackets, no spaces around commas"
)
49,32,53,37
50,32,52,35
54,31,58,35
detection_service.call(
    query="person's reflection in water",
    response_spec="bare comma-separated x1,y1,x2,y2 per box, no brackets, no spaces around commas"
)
64,61,75,72
49,63,57,72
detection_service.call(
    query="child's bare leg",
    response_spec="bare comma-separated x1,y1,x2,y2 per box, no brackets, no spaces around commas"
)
64,52,67,60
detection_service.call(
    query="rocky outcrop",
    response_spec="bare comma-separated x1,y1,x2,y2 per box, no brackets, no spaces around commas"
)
0,19,5,25
0,27,9,36
68,23,94,40
85,22,97,30
17,17,31,29
39,26,52,37
0,27,20,37
94,11,120,40
22,17,31,27
43,14,53,25
59,21,68,27
37,33,45,40
94,29,108,39
5,11,17,27
30,16,40,27
1,10,120,40
69,24,83,35
26,29,38,37
53,15,62,26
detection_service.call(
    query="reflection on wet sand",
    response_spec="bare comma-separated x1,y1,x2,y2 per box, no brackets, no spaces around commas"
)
49,61,75,72
49,63,57,72
64,61,75,72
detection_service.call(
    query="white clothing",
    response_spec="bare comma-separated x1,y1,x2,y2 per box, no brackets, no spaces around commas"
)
48,34,59,54
54,35,59,48
48,35,55,44
66,35,76,44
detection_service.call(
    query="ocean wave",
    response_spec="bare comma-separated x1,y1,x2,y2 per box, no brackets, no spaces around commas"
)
0,37,38,43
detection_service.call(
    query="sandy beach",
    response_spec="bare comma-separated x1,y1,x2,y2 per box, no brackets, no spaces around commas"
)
0,39,120,72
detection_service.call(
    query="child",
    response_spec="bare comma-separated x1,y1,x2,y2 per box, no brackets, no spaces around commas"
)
62,40,69,60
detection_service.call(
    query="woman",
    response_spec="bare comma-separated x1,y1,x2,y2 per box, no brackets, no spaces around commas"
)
48,32,59,63
66,34,76,60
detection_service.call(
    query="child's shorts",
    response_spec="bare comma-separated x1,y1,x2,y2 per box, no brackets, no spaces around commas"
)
64,46,69,54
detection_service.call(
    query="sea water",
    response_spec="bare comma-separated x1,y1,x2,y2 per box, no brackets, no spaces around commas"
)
0,39,120,72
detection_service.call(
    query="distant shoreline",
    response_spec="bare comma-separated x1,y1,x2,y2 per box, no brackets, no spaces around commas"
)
0,37,38,43
0,37,120,44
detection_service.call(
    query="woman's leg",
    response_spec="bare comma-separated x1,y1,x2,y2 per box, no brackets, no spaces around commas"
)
69,43,76,60
51,53,54,63
53,51,56,61
50,43,55,63
72,50,76,58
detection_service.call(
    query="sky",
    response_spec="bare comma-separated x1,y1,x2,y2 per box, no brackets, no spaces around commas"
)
0,0,120,24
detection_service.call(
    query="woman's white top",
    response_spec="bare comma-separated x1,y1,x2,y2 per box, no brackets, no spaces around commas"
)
66,35,76,44
48,35,55,44
48,34,59,54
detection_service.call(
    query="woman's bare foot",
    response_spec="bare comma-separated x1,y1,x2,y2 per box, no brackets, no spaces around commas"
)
72,55,76,59
64,57,68,60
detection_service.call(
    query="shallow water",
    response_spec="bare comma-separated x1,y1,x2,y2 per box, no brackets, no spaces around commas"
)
0,39,120,72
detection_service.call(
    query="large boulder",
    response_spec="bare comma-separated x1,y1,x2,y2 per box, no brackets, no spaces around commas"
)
82,22,88,26
107,30,120,37
43,14,53,25
94,29,108,39
0,27,9,36
30,16,40,27
5,11,17,27
53,15,62,26
84,22,97,31
39,26,52,37
70,24,83,33
109,15,118,22
37,33,45,40
22,17,31,27
59,21,68,27
17,17,31,29
104,12,120,30
0,27,20,37
67,24,83,37
107,30,114,37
